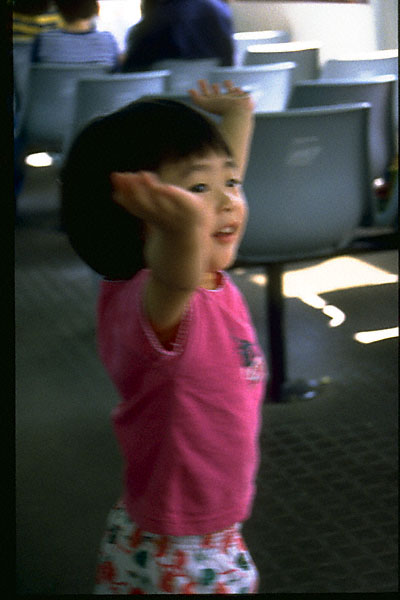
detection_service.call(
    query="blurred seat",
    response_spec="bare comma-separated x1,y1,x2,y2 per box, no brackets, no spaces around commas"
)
288,75,397,181
150,58,219,92
320,50,399,134
320,49,398,79
16,63,110,155
373,170,398,229
236,103,375,401
244,41,321,83
209,62,295,111
64,71,170,153
233,30,291,66
13,39,33,119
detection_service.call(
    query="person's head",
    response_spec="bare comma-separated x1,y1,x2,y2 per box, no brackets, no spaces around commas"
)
61,98,246,281
54,0,98,23
13,0,51,15
140,0,158,18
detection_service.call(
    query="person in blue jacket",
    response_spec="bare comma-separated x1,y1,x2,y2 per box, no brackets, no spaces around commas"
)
121,0,234,71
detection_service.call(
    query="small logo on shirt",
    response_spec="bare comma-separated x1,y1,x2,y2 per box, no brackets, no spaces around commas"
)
234,338,265,384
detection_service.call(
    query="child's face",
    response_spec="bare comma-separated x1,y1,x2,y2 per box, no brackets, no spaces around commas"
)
157,151,248,283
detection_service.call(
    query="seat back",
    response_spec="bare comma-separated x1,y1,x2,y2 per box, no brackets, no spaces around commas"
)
13,40,33,117
233,30,291,66
320,51,399,135
244,41,321,82
288,76,396,180
151,58,219,92
321,50,398,79
66,71,170,150
238,103,372,263
209,62,295,111
374,171,399,228
18,63,110,153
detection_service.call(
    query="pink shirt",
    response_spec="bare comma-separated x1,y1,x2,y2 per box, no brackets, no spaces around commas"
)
97,269,267,535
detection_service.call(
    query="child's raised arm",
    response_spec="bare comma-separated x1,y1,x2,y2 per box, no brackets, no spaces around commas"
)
189,80,255,178
111,80,254,348
111,170,214,345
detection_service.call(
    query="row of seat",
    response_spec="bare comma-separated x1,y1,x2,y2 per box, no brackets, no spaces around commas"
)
16,57,397,186
14,34,398,111
12,26,290,107
237,101,397,400
11,28,287,113
233,29,291,66
226,37,398,398
14,54,398,403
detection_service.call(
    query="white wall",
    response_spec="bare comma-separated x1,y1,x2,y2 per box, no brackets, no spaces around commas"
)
370,0,398,50
231,1,397,64
97,1,398,61
97,0,141,52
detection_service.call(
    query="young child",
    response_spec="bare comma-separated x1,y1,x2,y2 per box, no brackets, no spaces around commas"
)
61,80,267,594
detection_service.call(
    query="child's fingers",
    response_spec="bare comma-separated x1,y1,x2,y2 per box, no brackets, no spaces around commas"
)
223,80,248,96
197,79,211,95
111,171,201,227
111,172,157,220
223,79,235,92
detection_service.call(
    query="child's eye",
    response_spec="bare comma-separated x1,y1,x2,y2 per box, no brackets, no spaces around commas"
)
189,183,209,193
226,178,242,188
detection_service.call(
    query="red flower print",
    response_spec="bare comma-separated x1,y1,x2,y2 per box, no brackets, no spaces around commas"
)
96,560,116,583
155,535,169,558
174,549,187,570
238,537,248,552
202,533,214,549
128,587,145,594
160,570,176,593
222,530,234,553
181,580,197,594
129,526,143,548
215,581,229,593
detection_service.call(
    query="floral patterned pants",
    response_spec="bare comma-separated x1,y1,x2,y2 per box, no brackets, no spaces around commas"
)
93,500,259,594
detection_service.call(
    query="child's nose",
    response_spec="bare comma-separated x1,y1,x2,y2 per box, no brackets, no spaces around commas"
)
218,188,236,211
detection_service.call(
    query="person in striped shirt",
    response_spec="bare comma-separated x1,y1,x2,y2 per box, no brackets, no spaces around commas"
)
30,0,121,70
13,1,62,42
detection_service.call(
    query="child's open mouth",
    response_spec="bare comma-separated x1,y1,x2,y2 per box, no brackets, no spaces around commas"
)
213,224,239,243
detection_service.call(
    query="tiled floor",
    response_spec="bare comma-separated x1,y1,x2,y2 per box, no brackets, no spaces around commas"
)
16,165,398,594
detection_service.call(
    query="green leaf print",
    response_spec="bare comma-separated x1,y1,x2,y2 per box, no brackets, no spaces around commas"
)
107,525,119,544
236,553,250,570
200,568,216,586
134,550,148,568
126,571,139,579
194,551,207,562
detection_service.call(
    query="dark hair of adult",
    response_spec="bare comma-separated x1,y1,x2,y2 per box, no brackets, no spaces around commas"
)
54,0,98,23
13,0,52,15
60,98,232,281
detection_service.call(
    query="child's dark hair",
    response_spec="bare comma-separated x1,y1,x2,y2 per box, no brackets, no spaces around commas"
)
54,0,98,23
60,98,232,280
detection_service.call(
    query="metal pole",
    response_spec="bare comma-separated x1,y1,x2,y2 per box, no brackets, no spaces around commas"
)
266,262,286,402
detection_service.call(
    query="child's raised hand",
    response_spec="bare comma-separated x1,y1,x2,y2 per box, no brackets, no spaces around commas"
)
111,171,210,234
189,79,255,116
111,171,214,295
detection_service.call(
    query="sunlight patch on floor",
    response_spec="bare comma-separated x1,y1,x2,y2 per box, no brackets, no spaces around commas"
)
353,327,399,344
245,256,398,333
24,152,54,168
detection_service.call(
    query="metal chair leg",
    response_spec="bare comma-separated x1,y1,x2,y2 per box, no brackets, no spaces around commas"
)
266,262,286,402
